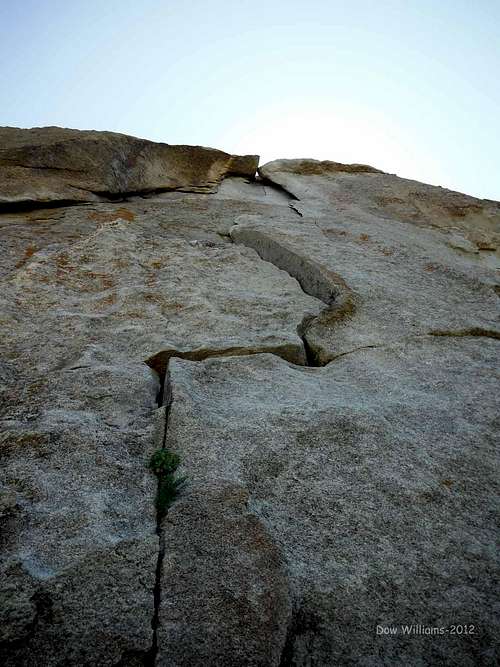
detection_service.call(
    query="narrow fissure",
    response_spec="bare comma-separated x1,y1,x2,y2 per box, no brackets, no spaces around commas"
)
145,369,173,666
278,607,320,666
300,334,322,367
146,530,164,666
428,327,500,340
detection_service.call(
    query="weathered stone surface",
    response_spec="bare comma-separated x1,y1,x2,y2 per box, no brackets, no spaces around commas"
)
0,126,258,206
0,204,101,279
259,158,500,255
0,173,321,664
0,353,161,664
161,341,499,665
1,130,499,665
234,159,500,364
1,209,321,373
1,537,158,666
158,483,291,666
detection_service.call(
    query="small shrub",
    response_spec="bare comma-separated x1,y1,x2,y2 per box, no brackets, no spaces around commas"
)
150,449,180,476
149,449,186,518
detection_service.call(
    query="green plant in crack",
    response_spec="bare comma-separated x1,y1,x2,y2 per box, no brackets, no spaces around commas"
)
149,449,187,518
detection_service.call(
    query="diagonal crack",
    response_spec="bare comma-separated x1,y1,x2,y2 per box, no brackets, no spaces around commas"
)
230,225,358,367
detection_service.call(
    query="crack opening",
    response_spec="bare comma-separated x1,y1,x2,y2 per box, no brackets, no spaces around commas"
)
257,174,300,201
145,366,173,666
300,335,322,367
146,527,165,666
279,606,321,667
144,342,309,378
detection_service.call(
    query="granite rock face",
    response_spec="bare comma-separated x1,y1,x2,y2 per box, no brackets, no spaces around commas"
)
0,128,499,665
259,158,500,254
161,342,499,665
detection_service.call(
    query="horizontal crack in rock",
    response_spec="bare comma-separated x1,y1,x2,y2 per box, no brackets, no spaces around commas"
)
428,328,500,340
145,342,309,378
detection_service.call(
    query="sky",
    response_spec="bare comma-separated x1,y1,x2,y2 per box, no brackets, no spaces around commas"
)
1,0,499,200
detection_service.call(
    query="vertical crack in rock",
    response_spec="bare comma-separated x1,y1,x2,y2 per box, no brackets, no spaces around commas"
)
299,334,322,367
297,314,322,367
143,340,324,663
278,608,320,667
146,369,173,666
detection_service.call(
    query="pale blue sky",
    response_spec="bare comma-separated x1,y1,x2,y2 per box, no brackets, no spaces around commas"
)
1,1,499,200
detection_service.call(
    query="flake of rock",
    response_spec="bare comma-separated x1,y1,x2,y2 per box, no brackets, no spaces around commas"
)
0,126,258,206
